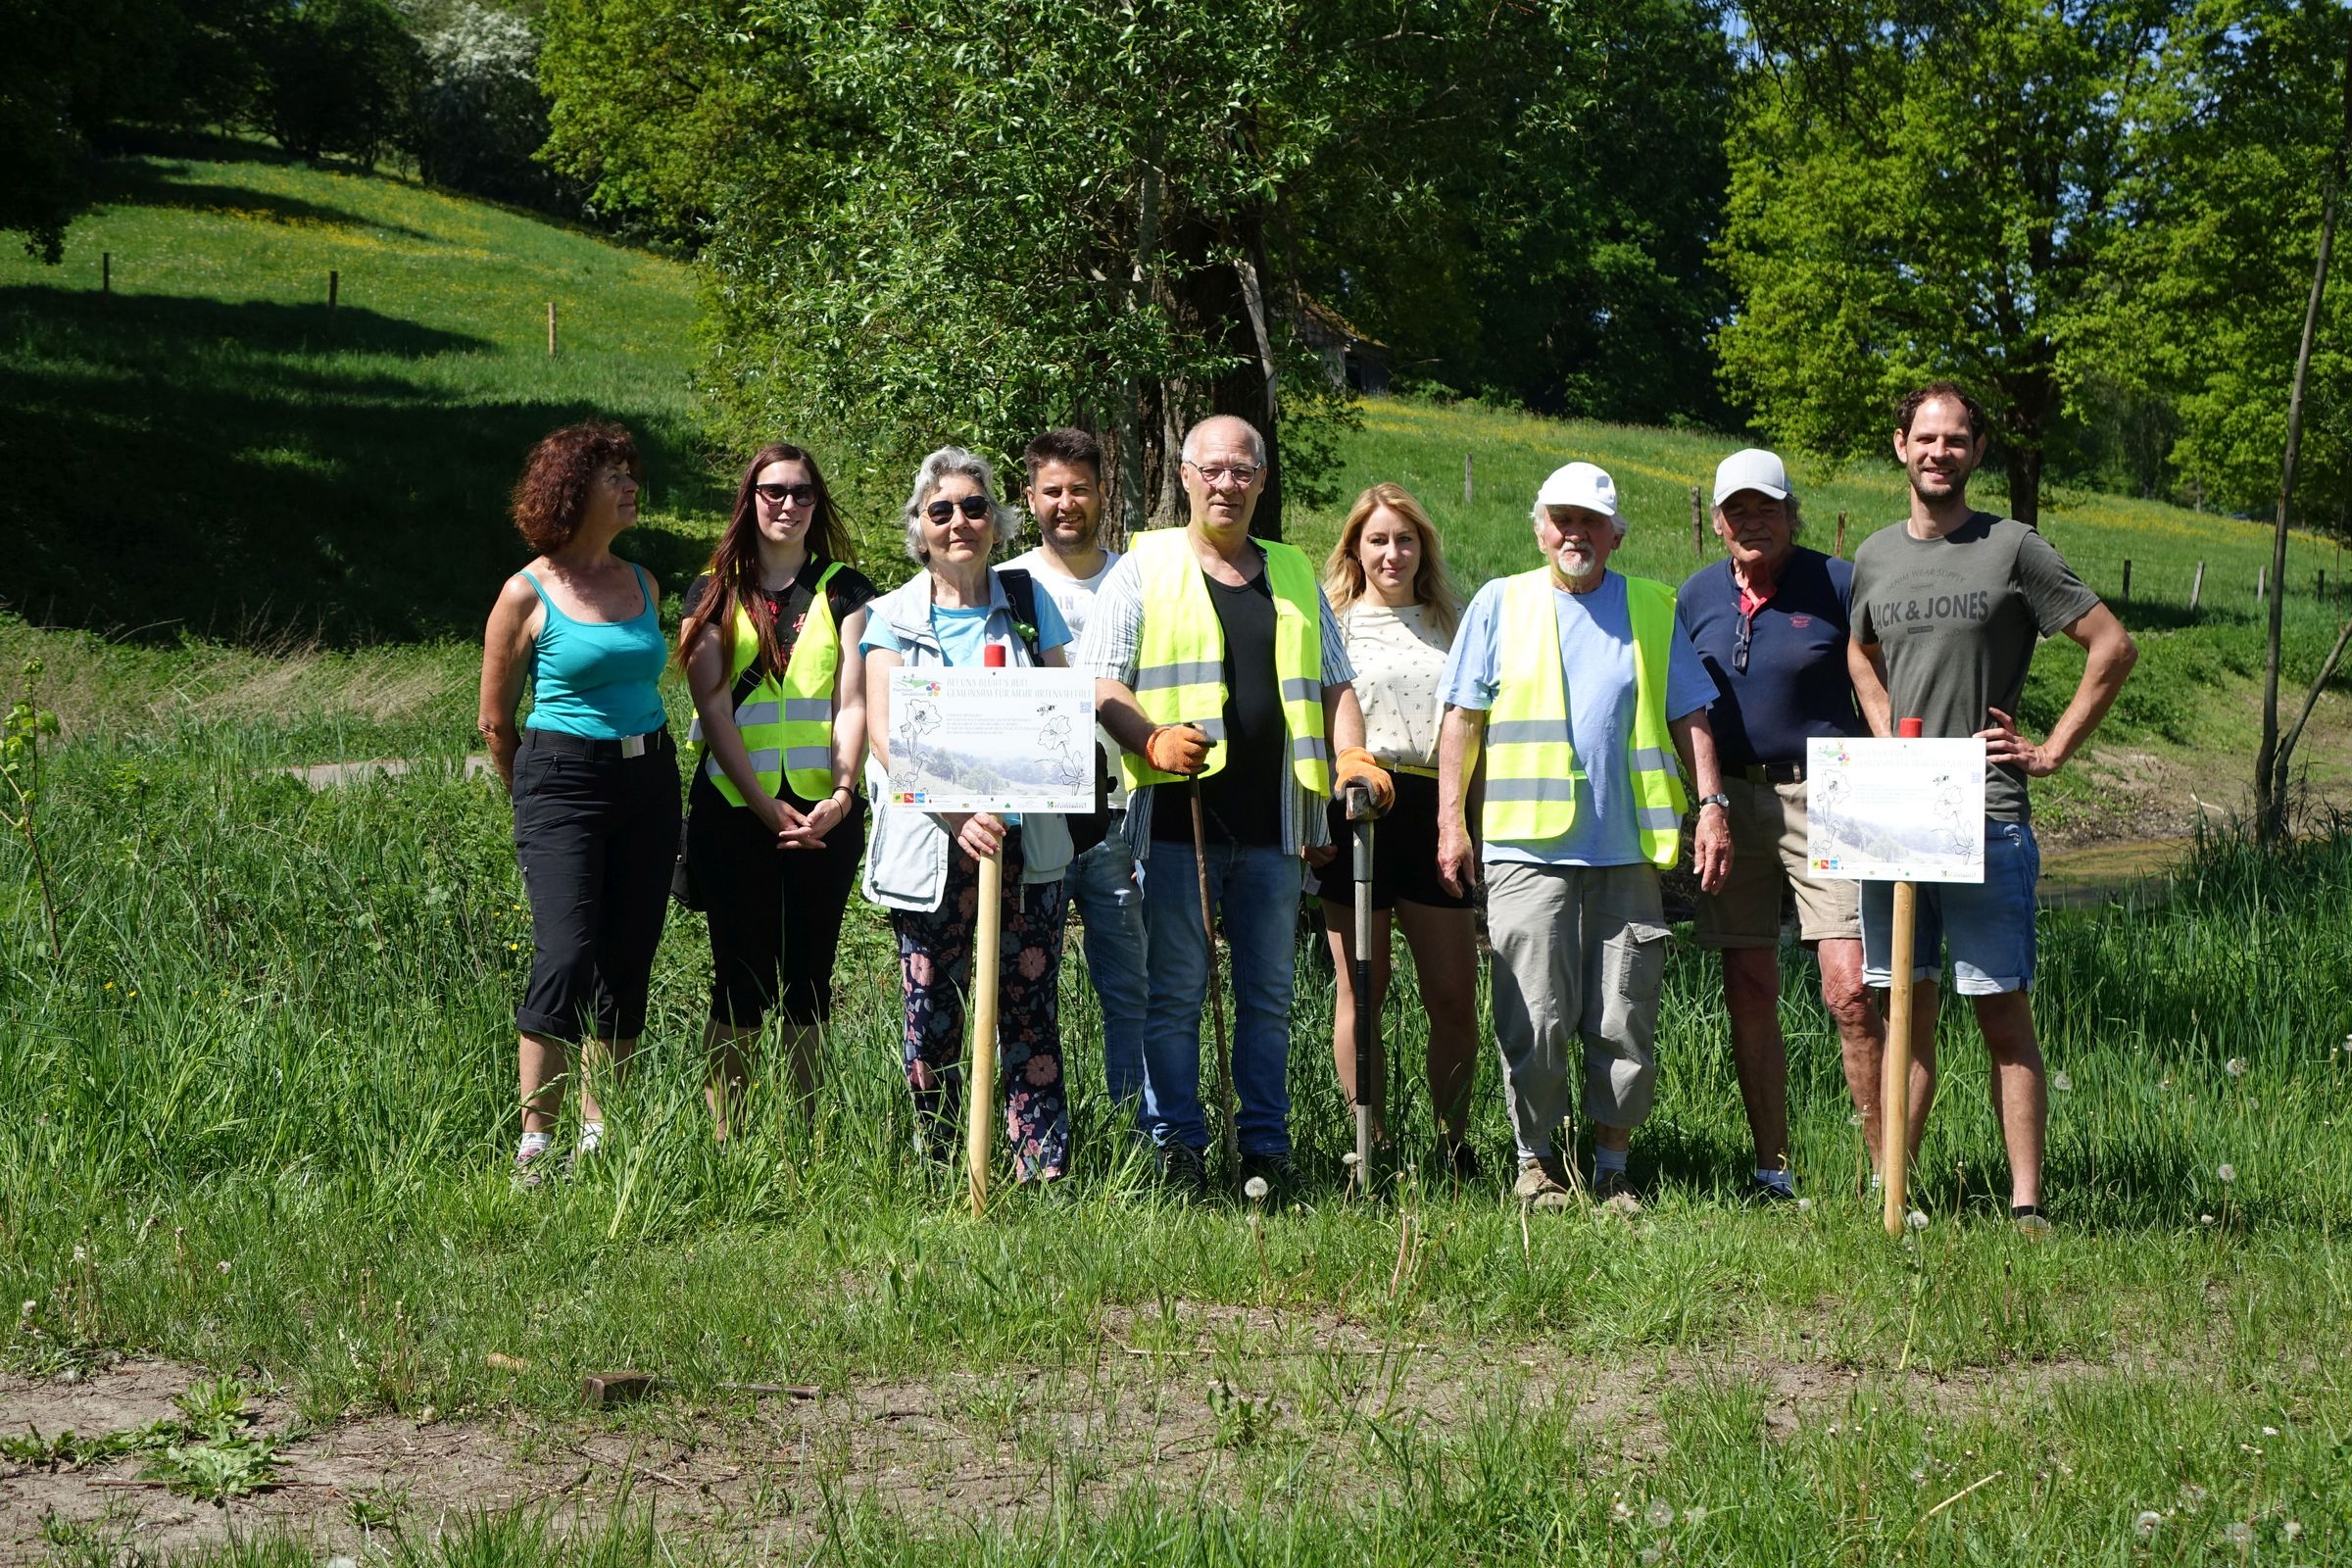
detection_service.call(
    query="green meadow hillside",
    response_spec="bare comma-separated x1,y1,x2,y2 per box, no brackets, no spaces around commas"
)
6,144,2346,839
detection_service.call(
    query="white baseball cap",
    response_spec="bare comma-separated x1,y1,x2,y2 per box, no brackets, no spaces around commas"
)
1712,448,1790,507
1535,461,1617,516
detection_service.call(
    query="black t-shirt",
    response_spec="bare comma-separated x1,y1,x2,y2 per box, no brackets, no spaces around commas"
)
683,559,880,679
1152,569,1284,847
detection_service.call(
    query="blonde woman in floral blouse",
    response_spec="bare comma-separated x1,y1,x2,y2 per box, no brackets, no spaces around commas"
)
1318,483,1483,1178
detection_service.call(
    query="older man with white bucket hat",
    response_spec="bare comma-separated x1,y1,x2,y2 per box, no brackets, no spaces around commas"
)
1436,460,1731,1213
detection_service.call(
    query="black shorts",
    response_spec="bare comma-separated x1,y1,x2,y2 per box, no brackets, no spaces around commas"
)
1318,770,1470,911
687,769,866,1027
511,728,680,1043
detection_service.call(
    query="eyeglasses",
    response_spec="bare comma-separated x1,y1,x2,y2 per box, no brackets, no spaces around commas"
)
925,494,994,523
755,482,816,507
1185,461,1260,487
1734,609,1754,674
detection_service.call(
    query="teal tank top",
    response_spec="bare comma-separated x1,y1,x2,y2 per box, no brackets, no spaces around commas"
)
521,565,669,740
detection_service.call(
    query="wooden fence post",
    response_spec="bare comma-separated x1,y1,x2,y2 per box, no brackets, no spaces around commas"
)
547,302,558,357
102,253,111,294
2189,560,2205,614
2258,564,2268,601
1835,511,1847,560
1464,453,1473,507
328,270,338,311
2121,559,2132,607
1690,485,1705,559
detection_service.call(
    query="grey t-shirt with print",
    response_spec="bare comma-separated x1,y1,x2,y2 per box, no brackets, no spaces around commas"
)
1850,511,2102,822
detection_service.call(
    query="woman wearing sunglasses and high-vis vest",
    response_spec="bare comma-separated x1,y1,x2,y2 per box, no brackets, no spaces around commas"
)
676,444,880,1139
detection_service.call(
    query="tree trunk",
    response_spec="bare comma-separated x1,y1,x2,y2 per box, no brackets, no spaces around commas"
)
2257,23,2352,850
1153,203,1286,541
2008,445,2043,530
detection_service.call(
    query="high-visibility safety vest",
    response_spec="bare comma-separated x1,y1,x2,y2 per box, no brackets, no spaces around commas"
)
682,563,845,804
1481,568,1688,866
1121,527,1331,797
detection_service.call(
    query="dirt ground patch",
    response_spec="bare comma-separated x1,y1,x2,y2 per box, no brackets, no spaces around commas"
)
0,1330,2157,1563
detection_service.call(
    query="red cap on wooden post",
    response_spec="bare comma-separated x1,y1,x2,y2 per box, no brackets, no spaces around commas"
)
983,643,1006,668
1897,717,1924,738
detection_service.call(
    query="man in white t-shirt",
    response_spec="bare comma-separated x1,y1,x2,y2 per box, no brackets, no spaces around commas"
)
1002,428,1149,1127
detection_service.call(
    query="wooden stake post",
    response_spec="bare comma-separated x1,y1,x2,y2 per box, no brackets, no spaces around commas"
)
1344,780,1382,1196
964,643,1010,1216
1881,715,1926,1237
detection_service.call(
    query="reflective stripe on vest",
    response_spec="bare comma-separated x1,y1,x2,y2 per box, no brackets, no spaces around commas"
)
682,563,845,804
1121,528,1330,797
1480,569,1689,866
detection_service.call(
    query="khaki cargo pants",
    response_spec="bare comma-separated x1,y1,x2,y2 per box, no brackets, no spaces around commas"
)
1484,860,1670,1161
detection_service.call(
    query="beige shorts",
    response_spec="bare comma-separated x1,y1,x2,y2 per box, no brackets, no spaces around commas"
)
1692,774,1860,948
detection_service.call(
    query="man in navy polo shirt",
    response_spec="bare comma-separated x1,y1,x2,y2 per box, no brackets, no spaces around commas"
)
1678,449,1885,1202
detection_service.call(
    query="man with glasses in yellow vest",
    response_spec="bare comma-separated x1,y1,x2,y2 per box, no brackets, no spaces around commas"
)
1436,462,1733,1214
1083,415,1392,1200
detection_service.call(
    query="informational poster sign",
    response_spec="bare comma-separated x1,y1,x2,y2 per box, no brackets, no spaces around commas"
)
887,667,1096,814
1805,736,1987,883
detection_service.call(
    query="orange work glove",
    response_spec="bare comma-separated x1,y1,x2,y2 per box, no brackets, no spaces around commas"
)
1334,746,1395,813
1144,723,1212,776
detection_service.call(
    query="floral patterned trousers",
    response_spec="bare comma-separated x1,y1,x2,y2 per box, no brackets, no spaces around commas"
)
890,834,1069,1181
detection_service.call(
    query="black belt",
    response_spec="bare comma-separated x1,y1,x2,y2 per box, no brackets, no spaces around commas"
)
1741,760,1806,785
520,727,673,761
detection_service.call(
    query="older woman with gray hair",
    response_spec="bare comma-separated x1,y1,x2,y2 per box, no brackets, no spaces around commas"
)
860,446,1078,1181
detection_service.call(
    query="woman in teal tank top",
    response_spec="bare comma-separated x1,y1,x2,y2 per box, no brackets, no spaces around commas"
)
478,421,680,1187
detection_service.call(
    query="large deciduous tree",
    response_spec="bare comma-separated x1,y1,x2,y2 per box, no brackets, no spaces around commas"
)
1719,0,2178,525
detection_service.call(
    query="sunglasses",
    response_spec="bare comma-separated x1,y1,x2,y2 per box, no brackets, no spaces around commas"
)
1735,609,1754,674
926,495,994,523
755,481,817,506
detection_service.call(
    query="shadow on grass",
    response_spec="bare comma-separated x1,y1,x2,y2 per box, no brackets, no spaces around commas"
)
0,285,720,646
94,162,436,241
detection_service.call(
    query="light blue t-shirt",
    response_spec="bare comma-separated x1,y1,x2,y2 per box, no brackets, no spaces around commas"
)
1439,570,1716,867
858,590,1071,664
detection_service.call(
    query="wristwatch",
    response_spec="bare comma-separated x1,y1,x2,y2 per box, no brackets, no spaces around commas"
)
1697,792,1731,811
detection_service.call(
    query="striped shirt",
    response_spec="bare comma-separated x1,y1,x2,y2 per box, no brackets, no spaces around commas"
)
1077,535,1356,858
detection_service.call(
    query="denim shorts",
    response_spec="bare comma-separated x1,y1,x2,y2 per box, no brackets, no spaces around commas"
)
1860,817,2039,996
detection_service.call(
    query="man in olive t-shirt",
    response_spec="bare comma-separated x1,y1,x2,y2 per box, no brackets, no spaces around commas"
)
1848,381,2137,1233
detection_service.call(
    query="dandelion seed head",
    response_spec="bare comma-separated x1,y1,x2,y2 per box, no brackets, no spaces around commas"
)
2225,1057,2248,1078
2218,1163,2236,1183
18,1299,33,1317
2285,1520,2303,1540
2225,1521,2252,1547
2179,1483,2208,1508
2200,1213,2216,1225
2134,1510,2162,1538
2262,1425,2279,1437
1645,1499,1674,1529
1341,1152,1360,1167
71,1246,86,1264
1683,1505,1706,1524
216,1259,231,1275
1796,1198,1813,1212
1243,1177,1269,1201
1639,1550,1661,1566
2052,1071,2072,1092
1847,1112,1864,1127
1906,1209,1929,1231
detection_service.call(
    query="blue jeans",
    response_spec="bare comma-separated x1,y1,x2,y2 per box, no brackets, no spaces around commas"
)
1138,839,1303,1155
1062,818,1150,1118
1862,818,2041,995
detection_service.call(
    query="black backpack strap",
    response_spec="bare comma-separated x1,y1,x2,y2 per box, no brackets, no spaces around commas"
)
997,568,1045,662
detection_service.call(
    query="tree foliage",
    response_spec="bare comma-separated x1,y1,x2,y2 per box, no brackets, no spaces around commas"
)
250,0,429,167
1719,0,2178,524
2083,0,2352,526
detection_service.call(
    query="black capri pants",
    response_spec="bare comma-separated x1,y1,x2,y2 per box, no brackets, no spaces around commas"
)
511,728,680,1043
687,769,866,1028
1318,770,1472,911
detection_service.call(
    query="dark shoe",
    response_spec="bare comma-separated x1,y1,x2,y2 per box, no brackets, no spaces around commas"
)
1746,1174,1798,1205
1592,1169,1642,1217
1158,1143,1209,1201
1240,1152,1303,1201
1446,1141,1481,1184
